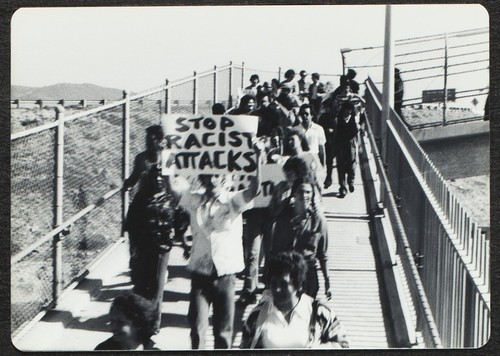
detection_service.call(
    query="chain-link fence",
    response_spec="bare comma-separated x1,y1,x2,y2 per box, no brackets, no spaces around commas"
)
10,62,247,338
342,27,489,129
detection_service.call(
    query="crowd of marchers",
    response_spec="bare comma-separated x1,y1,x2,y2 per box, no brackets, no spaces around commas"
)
96,68,369,350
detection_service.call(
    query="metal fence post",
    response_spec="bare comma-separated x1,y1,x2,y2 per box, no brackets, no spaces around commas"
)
53,105,65,303
157,100,162,118
165,79,170,114
193,71,198,114
229,61,233,109
443,33,448,126
122,90,130,233
278,67,282,82
241,61,245,88
213,65,218,105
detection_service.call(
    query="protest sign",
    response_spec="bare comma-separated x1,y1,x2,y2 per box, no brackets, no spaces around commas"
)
230,162,287,208
161,114,258,176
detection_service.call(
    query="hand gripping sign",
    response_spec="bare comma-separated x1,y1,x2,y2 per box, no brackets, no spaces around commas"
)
160,113,287,207
161,114,259,176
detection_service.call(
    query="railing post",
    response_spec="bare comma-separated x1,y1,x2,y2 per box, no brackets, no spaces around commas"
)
58,99,65,108
53,105,65,304
165,79,170,114
157,100,162,118
241,61,245,88
80,99,87,108
15,99,20,108
193,71,198,114
228,61,233,109
213,65,218,105
381,4,394,163
37,99,43,109
278,66,282,82
443,33,448,126
122,90,130,234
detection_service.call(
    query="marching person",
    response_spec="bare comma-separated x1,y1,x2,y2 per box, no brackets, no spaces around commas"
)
267,178,331,300
240,251,348,349
336,98,364,198
95,293,159,350
308,73,326,118
123,125,175,334
299,103,326,167
244,74,260,96
168,144,263,349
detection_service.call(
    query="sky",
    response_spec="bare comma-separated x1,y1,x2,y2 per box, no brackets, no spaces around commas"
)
11,4,489,95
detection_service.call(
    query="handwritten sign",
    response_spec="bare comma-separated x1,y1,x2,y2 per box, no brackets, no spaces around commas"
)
161,114,258,176
228,162,287,208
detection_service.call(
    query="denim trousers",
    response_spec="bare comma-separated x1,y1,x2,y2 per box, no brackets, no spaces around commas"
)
188,272,235,349
242,209,273,294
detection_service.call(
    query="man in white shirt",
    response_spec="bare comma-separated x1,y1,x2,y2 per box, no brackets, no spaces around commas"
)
299,103,326,166
169,146,262,349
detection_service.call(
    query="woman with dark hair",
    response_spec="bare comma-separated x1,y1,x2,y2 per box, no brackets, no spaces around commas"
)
267,178,331,300
280,69,297,93
95,293,159,350
227,94,256,115
241,251,349,349
245,74,260,96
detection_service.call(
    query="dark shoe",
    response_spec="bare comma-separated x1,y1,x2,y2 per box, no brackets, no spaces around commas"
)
237,291,257,306
324,177,332,189
338,188,347,198
349,184,355,193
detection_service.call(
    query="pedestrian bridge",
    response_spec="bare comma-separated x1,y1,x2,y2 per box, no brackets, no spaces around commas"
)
10,64,490,350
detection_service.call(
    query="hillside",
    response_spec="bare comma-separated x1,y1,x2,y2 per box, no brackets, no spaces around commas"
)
11,83,125,101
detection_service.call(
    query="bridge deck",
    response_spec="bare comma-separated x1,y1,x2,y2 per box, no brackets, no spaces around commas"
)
13,162,391,351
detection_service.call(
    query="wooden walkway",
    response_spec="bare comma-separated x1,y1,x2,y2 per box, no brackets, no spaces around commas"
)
13,162,392,351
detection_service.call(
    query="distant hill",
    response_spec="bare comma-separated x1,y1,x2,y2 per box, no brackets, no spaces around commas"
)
11,83,125,101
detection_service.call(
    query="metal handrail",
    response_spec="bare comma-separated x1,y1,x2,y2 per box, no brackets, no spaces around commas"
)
11,187,121,265
363,105,443,348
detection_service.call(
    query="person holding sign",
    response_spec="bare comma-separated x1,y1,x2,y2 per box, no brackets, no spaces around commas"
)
167,144,263,349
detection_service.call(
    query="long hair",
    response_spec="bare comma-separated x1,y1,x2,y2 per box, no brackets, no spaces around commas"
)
290,178,322,232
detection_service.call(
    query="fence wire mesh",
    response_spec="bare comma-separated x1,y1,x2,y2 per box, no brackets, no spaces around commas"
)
60,106,125,295
11,239,53,336
343,28,489,128
198,72,216,115
217,68,231,111
11,129,56,255
242,67,280,87
170,80,194,114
